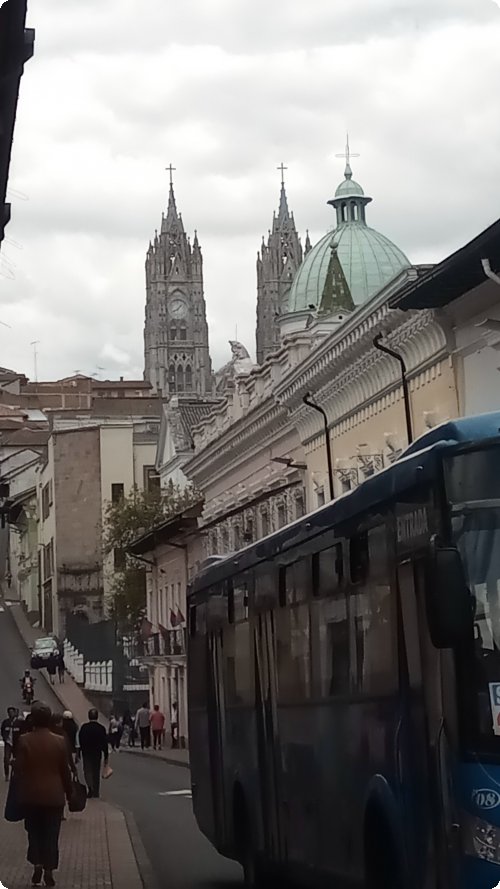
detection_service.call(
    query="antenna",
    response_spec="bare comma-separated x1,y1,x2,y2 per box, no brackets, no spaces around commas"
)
30,340,40,382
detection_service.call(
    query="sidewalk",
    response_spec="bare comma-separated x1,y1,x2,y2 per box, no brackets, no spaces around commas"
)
9,602,190,769
9,601,107,726
120,745,190,770
0,784,143,889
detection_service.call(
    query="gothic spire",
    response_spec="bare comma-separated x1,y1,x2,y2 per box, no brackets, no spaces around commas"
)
163,164,184,232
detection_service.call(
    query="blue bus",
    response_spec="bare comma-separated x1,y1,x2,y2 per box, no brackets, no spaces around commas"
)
187,412,500,888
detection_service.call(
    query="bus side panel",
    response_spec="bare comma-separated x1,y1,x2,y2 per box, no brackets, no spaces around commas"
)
189,704,216,844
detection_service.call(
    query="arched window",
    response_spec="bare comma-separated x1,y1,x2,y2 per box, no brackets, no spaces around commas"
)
170,324,177,340
176,365,184,392
341,202,347,223
180,326,187,341
185,365,193,391
351,202,357,221
168,365,176,391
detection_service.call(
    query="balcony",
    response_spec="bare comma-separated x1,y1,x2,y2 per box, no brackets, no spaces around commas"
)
123,629,186,662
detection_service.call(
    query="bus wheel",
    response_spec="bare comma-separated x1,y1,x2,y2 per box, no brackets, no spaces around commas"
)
364,809,403,889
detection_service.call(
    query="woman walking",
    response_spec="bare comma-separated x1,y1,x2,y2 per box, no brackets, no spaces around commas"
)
108,715,121,752
15,703,72,887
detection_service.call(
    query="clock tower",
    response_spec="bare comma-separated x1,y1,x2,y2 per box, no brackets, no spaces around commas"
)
144,169,214,396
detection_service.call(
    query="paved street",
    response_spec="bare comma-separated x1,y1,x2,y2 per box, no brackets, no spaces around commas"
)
0,603,242,888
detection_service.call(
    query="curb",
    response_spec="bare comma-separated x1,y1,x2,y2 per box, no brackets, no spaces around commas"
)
120,746,190,770
122,808,160,889
104,803,144,889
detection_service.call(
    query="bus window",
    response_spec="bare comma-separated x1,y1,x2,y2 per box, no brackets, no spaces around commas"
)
285,558,310,605
312,591,350,697
189,602,207,708
350,532,369,584
277,561,311,702
225,578,253,706
351,525,396,694
313,543,344,597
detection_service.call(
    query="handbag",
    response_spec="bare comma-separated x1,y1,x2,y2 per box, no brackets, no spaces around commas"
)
68,774,87,813
4,772,25,823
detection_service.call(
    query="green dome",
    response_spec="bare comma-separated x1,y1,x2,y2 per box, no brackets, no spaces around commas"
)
287,162,411,314
335,177,364,197
289,225,410,313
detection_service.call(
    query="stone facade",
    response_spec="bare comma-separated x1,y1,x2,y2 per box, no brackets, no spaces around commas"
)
144,180,213,397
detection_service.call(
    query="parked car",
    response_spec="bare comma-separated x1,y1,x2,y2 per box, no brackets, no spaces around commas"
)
30,636,59,669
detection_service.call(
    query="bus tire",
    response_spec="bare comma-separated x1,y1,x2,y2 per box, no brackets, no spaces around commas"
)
364,806,404,889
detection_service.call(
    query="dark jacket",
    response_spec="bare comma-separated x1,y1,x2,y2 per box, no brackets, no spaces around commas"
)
78,721,108,760
15,728,72,807
1,716,20,748
62,717,78,753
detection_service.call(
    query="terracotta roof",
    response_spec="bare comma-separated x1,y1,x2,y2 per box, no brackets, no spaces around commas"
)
178,401,218,439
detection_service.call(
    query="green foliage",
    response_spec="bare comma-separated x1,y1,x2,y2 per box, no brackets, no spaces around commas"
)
103,481,200,630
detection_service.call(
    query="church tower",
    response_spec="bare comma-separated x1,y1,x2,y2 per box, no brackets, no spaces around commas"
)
144,168,213,396
256,165,305,364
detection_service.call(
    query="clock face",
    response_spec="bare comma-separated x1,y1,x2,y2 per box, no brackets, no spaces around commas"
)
170,298,187,319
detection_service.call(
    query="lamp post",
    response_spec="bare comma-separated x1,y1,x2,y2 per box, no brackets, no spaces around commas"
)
373,333,413,445
302,393,334,501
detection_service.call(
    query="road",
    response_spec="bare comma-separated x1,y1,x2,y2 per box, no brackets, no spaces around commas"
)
0,603,242,889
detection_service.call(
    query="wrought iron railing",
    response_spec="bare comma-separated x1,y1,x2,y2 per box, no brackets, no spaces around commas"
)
123,629,186,660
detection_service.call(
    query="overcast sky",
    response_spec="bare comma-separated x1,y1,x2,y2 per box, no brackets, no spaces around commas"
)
1,0,499,381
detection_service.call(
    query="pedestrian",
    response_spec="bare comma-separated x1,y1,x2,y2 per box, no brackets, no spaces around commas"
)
150,705,165,751
61,711,78,764
170,701,178,749
1,706,19,780
108,715,121,752
135,702,151,750
46,658,56,687
57,655,65,684
78,709,108,799
14,703,72,887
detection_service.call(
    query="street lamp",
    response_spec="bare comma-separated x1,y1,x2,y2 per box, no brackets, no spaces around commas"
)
373,333,413,445
302,393,334,501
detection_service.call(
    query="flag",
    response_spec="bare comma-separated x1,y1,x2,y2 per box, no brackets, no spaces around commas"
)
176,607,185,625
170,609,178,628
140,617,153,639
158,623,168,640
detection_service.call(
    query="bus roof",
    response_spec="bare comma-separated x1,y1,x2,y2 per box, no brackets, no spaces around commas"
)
189,411,500,594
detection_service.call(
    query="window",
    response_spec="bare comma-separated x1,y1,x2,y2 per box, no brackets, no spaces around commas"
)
261,510,269,537
351,524,396,694
42,483,51,520
168,365,176,390
233,525,241,550
114,548,126,571
180,326,187,341
185,365,193,391
170,324,177,340
176,365,184,392
277,502,287,528
284,559,309,605
225,620,253,706
317,488,325,508
350,532,369,584
144,467,160,495
111,483,124,504
312,592,350,697
341,478,352,494
313,544,344,597
43,539,54,579
244,517,254,543
295,492,306,519
277,602,311,702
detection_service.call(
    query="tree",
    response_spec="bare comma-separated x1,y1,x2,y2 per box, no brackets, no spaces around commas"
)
103,482,200,631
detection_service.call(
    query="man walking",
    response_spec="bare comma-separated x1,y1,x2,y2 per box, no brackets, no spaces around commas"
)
150,705,165,751
170,701,179,749
78,709,108,799
1,706,19,780
135,702,151,750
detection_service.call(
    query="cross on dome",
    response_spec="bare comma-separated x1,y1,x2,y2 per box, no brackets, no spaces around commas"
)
335,134,359,180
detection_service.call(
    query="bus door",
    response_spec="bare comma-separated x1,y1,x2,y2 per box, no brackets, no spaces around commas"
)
398,558,452,889
207,627,228,849
254,609,284,863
